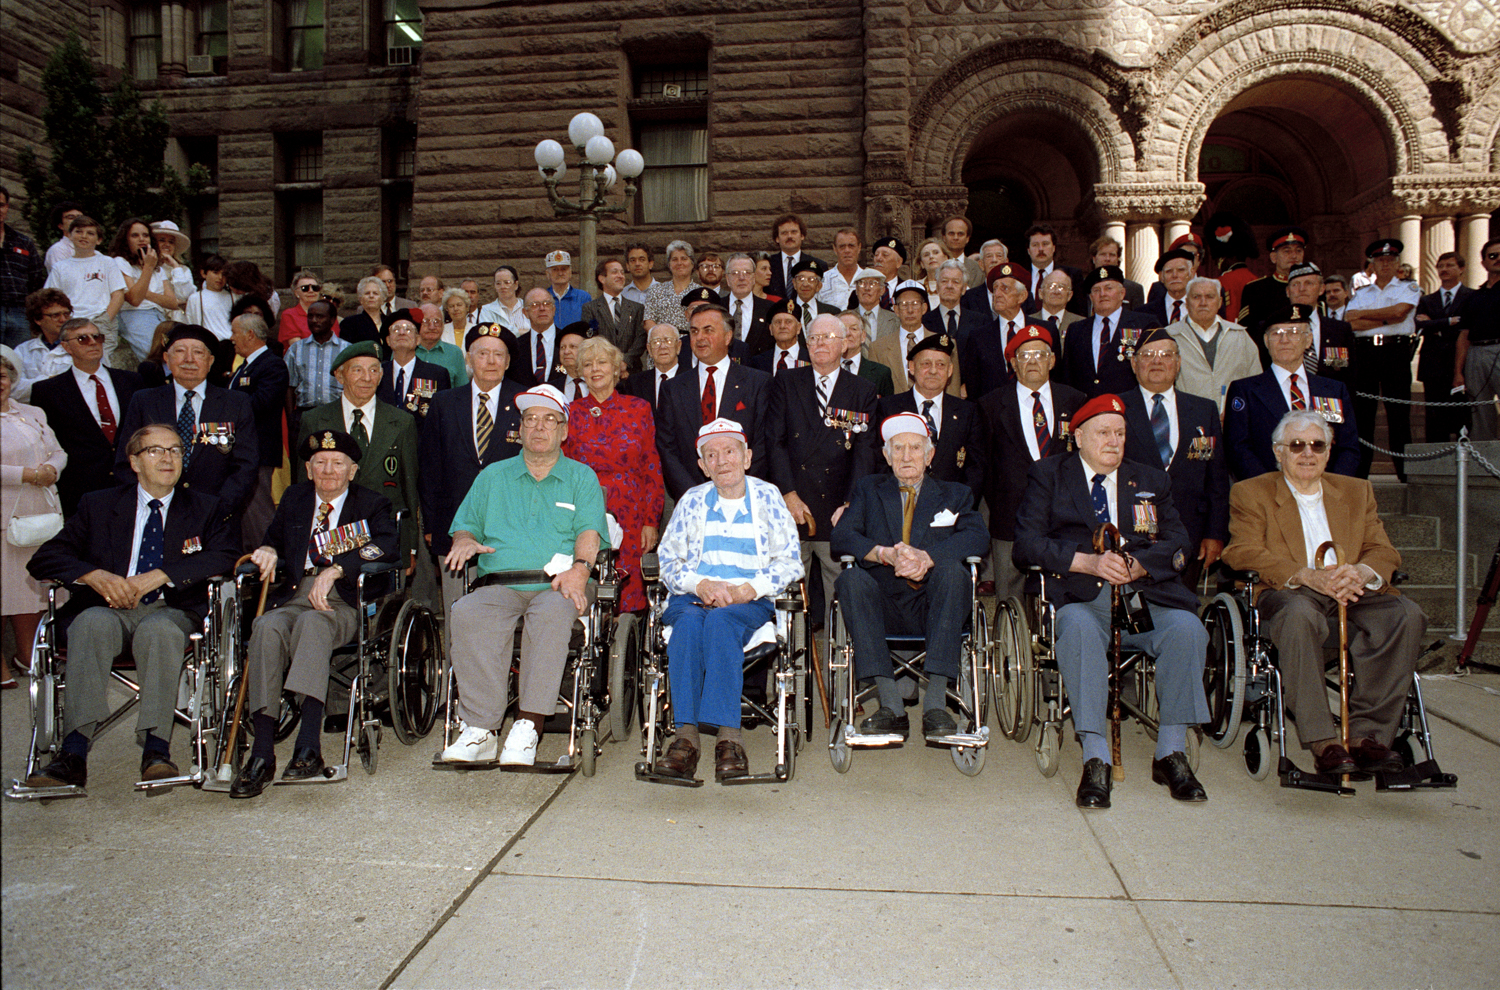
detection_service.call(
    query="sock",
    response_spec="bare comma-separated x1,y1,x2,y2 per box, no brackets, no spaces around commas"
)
1155,723,1187,760
61,730,89,758
719,725,743,744
251,713,277,762
294,697,324,753
923,675,949,711
873,676,904,713
675,723,701,746
1080,731,1110,764
143,732,170,758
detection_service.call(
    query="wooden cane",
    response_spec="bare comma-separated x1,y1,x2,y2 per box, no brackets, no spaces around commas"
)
216,554,271,778
1093,523,1126,782
1315,540,1350,786
802,579,831,729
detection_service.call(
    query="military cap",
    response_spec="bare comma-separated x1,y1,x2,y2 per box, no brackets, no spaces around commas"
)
680,286,722,308
164,323,218,350
1286,261,1323,281
1072,393,1127,430
985,260,1030,290
1080,265,1126,294
790,257,827,279
1154,248,1197,274
464,322,511,350
908,332,954,360
873,236,907,263
1266,226,1309,252
302,428,362,462
1004,323,1054,362
330,340,381,372
1366,238,1402,258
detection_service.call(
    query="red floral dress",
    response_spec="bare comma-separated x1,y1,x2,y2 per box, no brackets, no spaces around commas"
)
563,389,665,612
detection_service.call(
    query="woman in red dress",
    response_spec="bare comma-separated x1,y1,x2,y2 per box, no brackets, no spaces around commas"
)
563,337,664,612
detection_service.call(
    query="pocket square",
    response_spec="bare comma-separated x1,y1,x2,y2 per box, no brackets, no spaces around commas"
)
735,401,746,411
930,509,958,527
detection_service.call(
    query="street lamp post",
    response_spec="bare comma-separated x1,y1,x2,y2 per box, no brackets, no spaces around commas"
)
534,112,646,289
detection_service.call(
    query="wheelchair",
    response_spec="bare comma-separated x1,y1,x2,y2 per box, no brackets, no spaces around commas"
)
826,555,991,776
633,553,808,787
431,548,638,776
1200,564,1457,795
6,572,239,801
990,566,1202,778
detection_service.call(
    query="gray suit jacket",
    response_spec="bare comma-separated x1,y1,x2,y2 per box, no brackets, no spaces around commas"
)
582,294,647,371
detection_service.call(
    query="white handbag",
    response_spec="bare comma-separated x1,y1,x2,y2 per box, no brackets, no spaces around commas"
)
7,485,64,548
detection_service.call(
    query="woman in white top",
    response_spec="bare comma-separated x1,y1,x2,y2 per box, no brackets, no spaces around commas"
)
477,265,525,330
441,287,474,347
917,237,946,309
110,218,189,361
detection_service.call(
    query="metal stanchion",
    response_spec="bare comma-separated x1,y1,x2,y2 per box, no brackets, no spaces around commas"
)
1453,430,1469,642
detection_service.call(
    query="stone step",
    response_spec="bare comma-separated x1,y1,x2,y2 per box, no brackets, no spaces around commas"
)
1394,548,1480,586
1379,513,1440,549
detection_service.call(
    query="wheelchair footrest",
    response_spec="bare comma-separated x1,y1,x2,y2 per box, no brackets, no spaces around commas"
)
925,729,989,748
1375,759,1458,791
845,726,905,748
431,754,577,774
634,761,705,787
5,780,86,801
133,771,203,793
1278,757,1356,796
273,764,349,785
720,770,788,786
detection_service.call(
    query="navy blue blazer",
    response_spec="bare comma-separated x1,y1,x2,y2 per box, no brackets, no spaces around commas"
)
30,366,144,516
620,363,684,415
1222,370,1360,480
1133,294,1185,329
418,380,522,555
1415,285,1472,383
655,361,771,500
226,348,289,469
1012,452,1197,611
377,357,451,419
765,365,880,537
976,380,1086,541
1120,388,1230,551
1056,308,1156,397
114,383,259,519
877,389,985,495
28,484,237,629
831,473,988,566
766,252,828,302
260,481,399,608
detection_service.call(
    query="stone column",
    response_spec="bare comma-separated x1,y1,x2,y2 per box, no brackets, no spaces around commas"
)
1397,215,1421,276
1103,220,1126,256
160,2,187,80
1162,218,1190,254
1458,214,1492,288
1421,216,1454,292
861,0,913,247
1126,223,1159,287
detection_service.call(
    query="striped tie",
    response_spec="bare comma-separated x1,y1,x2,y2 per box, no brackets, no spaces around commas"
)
1151,393,1172,469
1302,338,1318,378
817,374,830,412
177,390,196,467
476,392,493,458
1032,390,1049,457
920,399,938,439
1289,373,1306,411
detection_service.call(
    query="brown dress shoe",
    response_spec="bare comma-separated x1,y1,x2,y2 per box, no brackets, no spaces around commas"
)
655,737,699,779
714,739,749,781
1350,737,1404,774
1312,743,1357,775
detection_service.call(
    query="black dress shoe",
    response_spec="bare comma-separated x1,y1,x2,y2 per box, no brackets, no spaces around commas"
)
230,756,276,799
922,707,957,738
26,752,86,788
858,706,910,737
139,752,179,781
1076,757,1112,809
281,746,325,781
1350,737,1405,774
1151,752,1208,802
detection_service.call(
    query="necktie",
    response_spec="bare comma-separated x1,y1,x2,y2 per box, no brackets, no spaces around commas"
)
946,309,957,336
899,485,916,544
91,374,116,443
920,398,938,439
1097,317,1111,370
817,374,830,412
880,285,892,309
842,358,853,372
572,377,583,400
309,500,333,567
608,296,617,323
906,331,916,362
351,408,369,449
535,333,547,383
1443,289,1452,310
1031,390,1049,457
394,366,406,401
658,372,667,399
701,365,718,424
1302,335,1319,377
1171,299,1182,323
786,257,794,292
1289,372,1306,410
1151,393,1172,469
475,392,492,458
136,498,165,603
864,312,874,339
734,299,744,333
177,389,196,467
778,350,789,373
800,303,809,326
1006,320,1015,349
1091,473,1110,526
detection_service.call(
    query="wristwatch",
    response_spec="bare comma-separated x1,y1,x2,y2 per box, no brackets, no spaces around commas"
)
573,557,594,575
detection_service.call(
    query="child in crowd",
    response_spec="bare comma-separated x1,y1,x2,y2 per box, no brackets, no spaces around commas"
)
42,216,124,364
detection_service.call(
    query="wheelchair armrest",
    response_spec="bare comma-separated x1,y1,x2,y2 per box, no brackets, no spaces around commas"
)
1392,570,1408,587
1211,562,1259,587
360,561,399,576
838,555,855,568
235,561,261,579
640,552,660,583
595,547,619,568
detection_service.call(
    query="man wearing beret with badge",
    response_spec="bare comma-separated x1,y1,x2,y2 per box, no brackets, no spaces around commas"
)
870,236,907,308
296,340,421,562
784,256,833,328
1238,226,1309,328
1345,238,1421,480
1057,265,1155,399
1014,393,1210,809
230,429,399,797
877,331,983,494
114,322,259,525
957,260,1032,399
1133,249,1195,329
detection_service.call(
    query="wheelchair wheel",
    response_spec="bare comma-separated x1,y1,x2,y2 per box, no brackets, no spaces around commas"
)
991,598,1033,743
1244,726,1273,780
1034,721,1062,777
968,602,990,730
579,727,597,777
829,729,852,774
1186,726,1202,773
1201,593,1248,750
359,722,379,775
608,613,641,743
827,602,853,774
951,738,985,777
387,600,441,744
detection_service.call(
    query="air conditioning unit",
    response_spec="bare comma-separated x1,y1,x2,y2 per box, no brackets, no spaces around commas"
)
662,83,682,99
387,45,414,66
187,54,215,75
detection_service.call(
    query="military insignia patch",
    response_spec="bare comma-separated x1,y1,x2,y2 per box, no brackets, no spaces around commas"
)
385,455,399,476
321,432,337,449
1173,549,1186,572
359,544,383,560
1231,396,1246,412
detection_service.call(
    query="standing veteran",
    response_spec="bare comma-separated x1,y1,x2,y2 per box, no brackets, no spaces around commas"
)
1013,394,1210,809
231,429,399,798
876,332,984,493
652,419,803,782
440,385,610,767
1222,409,1424,776
830,412,988,739
26,424,237,789
1164,276,1261,413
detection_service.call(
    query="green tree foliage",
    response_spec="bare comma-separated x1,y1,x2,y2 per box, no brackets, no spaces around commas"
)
18,31,204,249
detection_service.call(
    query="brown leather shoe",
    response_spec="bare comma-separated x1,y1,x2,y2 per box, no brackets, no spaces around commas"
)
714,739,749,781
1312,743,1357,775
655,737,699,779
1350,737,1404,774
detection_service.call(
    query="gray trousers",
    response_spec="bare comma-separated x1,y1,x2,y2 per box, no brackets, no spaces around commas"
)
63,602,197,747
990,538,1026,602
1259,587,1424,747
1465,342,1500,440
1054,586,1210,738
246,577,359,715
242,466,277,551
449,583,590,730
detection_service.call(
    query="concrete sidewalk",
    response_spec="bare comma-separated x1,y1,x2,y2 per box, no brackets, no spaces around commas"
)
3,670,1496,990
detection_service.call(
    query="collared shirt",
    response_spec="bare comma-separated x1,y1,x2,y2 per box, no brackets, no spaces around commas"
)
1016,380,1054,460
599,291,624,325
172,380,204,429
415,340,469,388
523,326,557,378
1031,261,1055,298
1140,385,1179,461
303,486,351,571
128,485,177,578
658,475,802,600
622,278,658,308
477,298,525,331
340,394,379,436
1282,477,1384,591
651,363,680,400
1350,277,1420,336
13,337,71,401
286,334,349,407
1088,308,1123,372
935,305,962,334
71,364,120,427
913,388,944,439
1038,306,1066,326
470,382,500,454
1079,457,1118,524
818,266,858,308
812,366,841,403
1270,362,1306,410
390,355,419,396
775,343,804,373
857,306,882,341
1188,317,1221,342
777,251,802,291
840,351,859,375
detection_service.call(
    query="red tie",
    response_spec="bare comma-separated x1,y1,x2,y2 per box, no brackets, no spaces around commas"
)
1097,316,1112,369
701,365,718,424
777,350,789,373
535,334,547,383
1032,390,1050,458
1170,299,1182,323
1289,372,1306,410
91,374,116,443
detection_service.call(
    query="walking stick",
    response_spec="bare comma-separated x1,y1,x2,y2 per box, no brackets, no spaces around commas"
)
802,579,831,729
215,554,271,781
1315,540,1350,786
1093,523,1126,782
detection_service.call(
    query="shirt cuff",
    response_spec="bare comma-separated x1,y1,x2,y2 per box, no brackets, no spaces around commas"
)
1358,563,1384,590
749,575,776,599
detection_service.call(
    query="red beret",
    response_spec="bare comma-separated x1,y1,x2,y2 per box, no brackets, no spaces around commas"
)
1073,393,1126,429
1004,323,1053,362
985,260,1030,290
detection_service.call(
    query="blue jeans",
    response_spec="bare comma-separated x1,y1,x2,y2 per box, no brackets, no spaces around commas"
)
662,595,773,728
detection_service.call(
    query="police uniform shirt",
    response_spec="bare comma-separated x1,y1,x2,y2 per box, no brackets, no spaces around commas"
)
128,486,177,578
303,486,351,571
1016,380,1055,461
1349,278,1420,336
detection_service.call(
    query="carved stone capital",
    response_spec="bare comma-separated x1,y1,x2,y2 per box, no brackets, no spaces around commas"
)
1090,182,1206,221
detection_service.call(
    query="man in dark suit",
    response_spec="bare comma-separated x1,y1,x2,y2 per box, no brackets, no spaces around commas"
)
226,312,290,549
976,325,1086,600
1133,249,1194,328
765,213,827,303
1086,236,1144,312
782,256,835,328
230,429,399,797
114,323,258,524
923,258,969,342
877,333,983,494
1120,328,1230,589
838,311,895,397
25,423,237,789
1224,303,1360,480
1058,266,1156,398
581,257,647,370
1414,251,1473,441
722,253,777,357
746,309,809,377
655,305,771,500
506,288,562,388
30,317,143,515
1268,262,1356,386
830,412,989,738
766,313,881,611
958,260,1028,399
621,321,686,414
377,313,452,419
1023,224,1086,316
1014,394,1211,809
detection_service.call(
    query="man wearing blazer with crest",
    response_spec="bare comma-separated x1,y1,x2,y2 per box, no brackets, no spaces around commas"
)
1057,265,1155,398
1014,393,1211,810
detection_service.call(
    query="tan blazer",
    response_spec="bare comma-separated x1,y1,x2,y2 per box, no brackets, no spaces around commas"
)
867,326,963,396
1223,471,1402,602
1166,317,1262,413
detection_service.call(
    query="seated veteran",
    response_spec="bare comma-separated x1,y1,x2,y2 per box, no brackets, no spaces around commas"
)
829,412,988,740
231,429,399,798
651,419,802,781
1222,409,1424,776
1013,394,1210,809
440,384,610,766
25,424,237,789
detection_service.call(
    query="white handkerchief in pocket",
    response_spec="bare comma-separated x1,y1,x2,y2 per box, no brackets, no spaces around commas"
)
930,508,958,527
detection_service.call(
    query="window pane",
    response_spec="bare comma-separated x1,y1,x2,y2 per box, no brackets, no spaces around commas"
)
640,124,708,166
130,6,160,81
635,67,709,100
289,0,325,70
289,141,323,182
293,198,323,268
199,0,229,57
639,123,708,222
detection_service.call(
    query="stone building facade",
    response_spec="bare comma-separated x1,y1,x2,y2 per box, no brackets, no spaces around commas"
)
4,0,1498,294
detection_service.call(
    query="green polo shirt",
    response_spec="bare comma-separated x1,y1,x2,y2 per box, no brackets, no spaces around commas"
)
416,340,469,387
450,452,610,588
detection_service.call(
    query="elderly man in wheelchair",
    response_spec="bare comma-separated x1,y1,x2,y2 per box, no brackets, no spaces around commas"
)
22,424,238,792
643,418,802,783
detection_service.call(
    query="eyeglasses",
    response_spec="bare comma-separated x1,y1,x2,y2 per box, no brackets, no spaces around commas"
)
65,333,106,345
526,301,554,310
1136,349,1177,361
1013,351,1050,362
136,445,185,459
41,309,73,320
807,333,847,344
297,283,321,292
1278,439,1329,454
1267,328,1309,339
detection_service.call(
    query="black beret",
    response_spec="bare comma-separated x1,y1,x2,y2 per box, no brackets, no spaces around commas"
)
302,429,362,462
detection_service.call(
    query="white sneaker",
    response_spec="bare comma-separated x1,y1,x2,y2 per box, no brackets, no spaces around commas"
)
440,723,498,763
499,720,540,766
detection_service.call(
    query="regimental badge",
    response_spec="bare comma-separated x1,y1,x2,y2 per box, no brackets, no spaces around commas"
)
181,536,202,555
320,432,337,449
384,455,399,476
1173,548,1186,572
1133,501,1158,536
956,447,966,468
1312,395,1344,423
1322,347,1349,369
359,544,383,560
195,422,235,450
315,519,371,559
1187,427,1215,461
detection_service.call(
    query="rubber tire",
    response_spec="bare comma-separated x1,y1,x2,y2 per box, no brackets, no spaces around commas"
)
360,722,379,775
1202,594,1247,749
1244,727,1273,781
388,600,441,744
579,727,597,777
1034,721,1062,778
608,613,640,743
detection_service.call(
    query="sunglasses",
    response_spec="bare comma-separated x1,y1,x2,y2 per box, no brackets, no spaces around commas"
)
1280,439,1329,454
65,333,106,345
297,283,322,292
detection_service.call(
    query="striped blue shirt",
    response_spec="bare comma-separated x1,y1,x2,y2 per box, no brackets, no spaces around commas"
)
285,334,348,408
660,475,802,599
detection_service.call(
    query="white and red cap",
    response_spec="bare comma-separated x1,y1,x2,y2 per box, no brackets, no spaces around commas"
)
545,250,571,268
516,383,569,420
880,412,929,443
696,417,746,452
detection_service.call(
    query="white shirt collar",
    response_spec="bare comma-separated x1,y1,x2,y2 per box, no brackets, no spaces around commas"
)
341,393,379,426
